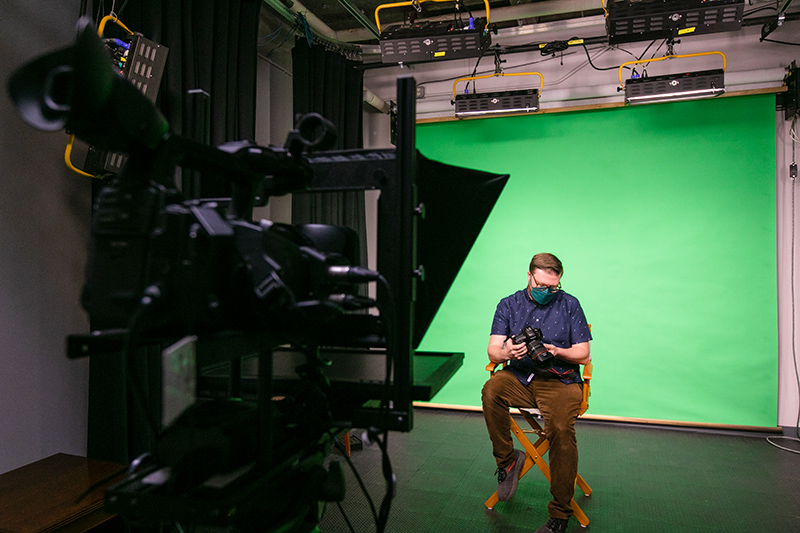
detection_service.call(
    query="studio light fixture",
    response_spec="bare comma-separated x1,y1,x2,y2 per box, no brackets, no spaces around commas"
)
619,50,726,105
375,0,492,64
452,66,543,118
453,89,539,118
604,0,745,45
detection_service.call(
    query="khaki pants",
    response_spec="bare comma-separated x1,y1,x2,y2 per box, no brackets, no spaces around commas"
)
481,369,583,520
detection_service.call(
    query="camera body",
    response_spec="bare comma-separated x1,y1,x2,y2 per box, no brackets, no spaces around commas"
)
512,326,553,369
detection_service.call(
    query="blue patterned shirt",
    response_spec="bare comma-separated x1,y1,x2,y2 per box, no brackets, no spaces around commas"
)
491,289,592,385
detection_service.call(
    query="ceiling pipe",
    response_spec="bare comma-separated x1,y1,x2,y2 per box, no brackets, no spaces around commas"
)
338,0,381,39
364,87,391,113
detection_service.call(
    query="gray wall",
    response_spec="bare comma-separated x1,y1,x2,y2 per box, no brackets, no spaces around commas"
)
1,1,91,474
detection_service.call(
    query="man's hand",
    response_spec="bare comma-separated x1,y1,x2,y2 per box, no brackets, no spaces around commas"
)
505,339,528,360
488,334,527,363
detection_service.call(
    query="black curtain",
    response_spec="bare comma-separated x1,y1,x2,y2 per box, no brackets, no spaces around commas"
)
85,0,261,464
291,38,367,269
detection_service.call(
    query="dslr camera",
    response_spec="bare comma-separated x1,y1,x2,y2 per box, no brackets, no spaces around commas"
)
512,326,554,369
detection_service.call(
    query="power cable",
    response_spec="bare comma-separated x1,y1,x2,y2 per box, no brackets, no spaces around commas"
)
330,431,380,527
264,24,298,58
547,47,612,86
335,501,358,532
636,39,659,61
464,46,490,94
259,24,284,44
761,38,800,46
581,42,627,71
117,0,130,17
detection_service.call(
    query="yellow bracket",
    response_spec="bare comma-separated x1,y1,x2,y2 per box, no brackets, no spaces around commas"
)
453,71,544,100
375,0,491,34
97,14,134,37
64,135,93,178
617,51,727,88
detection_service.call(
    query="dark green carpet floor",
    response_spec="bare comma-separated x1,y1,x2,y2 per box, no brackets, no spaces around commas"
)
319,408,800,532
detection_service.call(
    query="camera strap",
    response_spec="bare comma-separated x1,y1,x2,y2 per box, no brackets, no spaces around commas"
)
546,366,579,381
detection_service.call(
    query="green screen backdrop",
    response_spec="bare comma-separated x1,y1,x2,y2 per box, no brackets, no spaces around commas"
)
415,94,778,428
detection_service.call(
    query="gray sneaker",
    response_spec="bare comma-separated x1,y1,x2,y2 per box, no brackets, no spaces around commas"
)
496,449,526,501
535,516,569,533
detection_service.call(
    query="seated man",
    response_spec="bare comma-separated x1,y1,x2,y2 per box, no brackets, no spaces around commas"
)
482,252,591,533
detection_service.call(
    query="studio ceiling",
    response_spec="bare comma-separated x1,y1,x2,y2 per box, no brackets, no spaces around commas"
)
258,0,799,83
261,0,607,45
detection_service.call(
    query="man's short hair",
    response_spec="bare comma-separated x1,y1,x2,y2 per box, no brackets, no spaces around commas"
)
529,253,563,276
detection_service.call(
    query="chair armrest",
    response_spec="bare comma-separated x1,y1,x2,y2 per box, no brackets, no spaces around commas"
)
486,361,506,375
578,361,592,416
582,361,593,381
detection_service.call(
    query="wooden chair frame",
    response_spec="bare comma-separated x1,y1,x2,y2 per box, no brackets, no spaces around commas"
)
484,359,593,528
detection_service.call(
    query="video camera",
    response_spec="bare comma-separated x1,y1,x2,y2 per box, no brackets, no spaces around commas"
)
7,16,510,532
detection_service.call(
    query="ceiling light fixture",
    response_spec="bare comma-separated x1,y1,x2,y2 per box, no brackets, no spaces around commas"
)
618,50,726,105
604,0,745,45
452,64,543,118
375,0,492,64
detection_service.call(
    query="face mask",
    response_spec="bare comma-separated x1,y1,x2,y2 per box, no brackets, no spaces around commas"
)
529,286,555,305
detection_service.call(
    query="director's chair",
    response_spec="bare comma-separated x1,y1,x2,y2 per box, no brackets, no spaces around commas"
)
484,357,594,528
